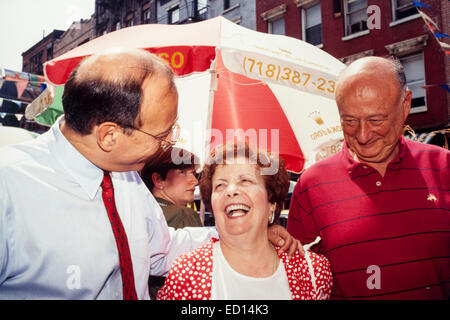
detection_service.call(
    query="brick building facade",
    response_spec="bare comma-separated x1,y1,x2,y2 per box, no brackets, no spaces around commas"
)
256,0,448,132
22,30,64,75
94,0,157,36
53,17,95,58
207,0,256,29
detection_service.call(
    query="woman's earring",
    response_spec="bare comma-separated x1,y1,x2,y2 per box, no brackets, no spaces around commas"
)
269,204,277,224
269,211,275,224
269,205,276,224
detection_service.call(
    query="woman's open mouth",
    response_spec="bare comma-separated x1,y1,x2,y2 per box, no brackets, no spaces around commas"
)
225,203,250,218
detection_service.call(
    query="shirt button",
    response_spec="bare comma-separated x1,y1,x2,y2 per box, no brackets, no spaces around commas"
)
376,181,382,187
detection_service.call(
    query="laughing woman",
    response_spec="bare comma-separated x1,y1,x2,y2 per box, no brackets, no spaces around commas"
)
157,141,332,300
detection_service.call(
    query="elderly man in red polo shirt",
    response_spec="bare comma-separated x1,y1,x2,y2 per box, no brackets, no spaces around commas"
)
287,56,450,300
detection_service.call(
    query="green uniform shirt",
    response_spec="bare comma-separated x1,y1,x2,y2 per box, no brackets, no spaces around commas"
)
149,196,203,299
154,197,203,229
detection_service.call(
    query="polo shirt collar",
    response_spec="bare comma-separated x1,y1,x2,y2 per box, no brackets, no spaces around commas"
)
342,142,359,173
49,116,104,200
342,137,407,174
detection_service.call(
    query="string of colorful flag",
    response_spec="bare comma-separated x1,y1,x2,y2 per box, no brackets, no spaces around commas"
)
0,113,25,121
420,84,450,94
413,1,450,54
413,1,450,94
0,68,47,102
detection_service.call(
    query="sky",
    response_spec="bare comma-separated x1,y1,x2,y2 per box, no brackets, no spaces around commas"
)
0,0,95,71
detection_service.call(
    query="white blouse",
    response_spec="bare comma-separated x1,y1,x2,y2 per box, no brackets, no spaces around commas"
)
210,242,292,300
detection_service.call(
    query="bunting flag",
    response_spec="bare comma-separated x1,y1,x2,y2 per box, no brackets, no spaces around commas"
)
420,84,450,93
0,96,25,109
0,79,43,102
433,32,450,39
439,84,450,93
412,1,433,10
1,68,46,86
414,2,450,53
15,80,29,99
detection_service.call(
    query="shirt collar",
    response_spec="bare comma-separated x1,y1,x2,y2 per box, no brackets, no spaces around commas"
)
154,196,177,207
342,136,407,174
49,116,104,200
342,142,359,173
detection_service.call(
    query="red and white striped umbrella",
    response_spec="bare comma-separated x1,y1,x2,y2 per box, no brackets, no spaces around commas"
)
44,17,345,173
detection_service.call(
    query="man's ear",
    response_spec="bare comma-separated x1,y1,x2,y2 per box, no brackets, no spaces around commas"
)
96,122,121,152
402,90,412,121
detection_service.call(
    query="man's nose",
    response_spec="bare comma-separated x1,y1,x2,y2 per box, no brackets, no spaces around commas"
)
356,121,371,144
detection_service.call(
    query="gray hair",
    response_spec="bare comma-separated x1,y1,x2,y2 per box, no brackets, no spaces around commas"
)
389,57,407,93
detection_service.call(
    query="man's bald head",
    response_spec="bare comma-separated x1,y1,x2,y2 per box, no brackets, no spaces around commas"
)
336,57,406,103
62,48,176,135
74,48,174,90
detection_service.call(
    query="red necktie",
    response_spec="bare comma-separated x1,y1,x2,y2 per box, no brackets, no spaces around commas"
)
101,171,138,300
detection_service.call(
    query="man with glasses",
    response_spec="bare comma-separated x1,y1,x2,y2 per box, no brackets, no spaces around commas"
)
0,48,298,299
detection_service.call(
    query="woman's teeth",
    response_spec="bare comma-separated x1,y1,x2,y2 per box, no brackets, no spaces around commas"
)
226,204,250,217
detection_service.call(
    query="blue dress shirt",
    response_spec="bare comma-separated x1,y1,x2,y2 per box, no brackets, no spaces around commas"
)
0,117,217,299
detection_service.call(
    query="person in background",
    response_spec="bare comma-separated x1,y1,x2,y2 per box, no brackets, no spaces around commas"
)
287,56,450,299
142,147,203,229
158,141,331,300
141,147,203,298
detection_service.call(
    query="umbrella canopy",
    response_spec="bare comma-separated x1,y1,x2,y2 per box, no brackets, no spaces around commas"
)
42,17,345,173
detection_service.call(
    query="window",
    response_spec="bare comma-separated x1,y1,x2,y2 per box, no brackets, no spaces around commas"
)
344,0,368,36
142,8,151,24
261,4,287,35
197,0,207,13
392,0,418,21
37,52,43,74
126,14,134,27
46,44,53,61
224,0,231,10
269,17,285,35
160,0,171,6
169,6,180,24
400,53,427,113
333,0,342,14
303,3,322,45
197,0,208,19
115,21,121,30
97,3,105,15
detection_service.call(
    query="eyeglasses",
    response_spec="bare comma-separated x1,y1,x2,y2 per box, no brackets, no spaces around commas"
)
123,122,180,151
